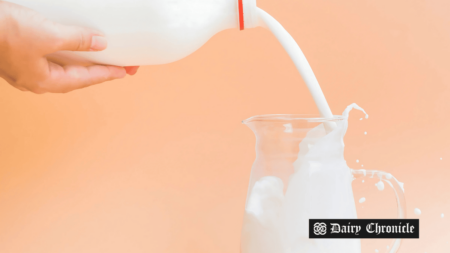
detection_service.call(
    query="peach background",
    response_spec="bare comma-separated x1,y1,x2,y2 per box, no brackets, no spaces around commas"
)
1,0,450,252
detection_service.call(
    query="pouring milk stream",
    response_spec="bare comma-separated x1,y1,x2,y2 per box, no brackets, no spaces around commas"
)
6,1,405,252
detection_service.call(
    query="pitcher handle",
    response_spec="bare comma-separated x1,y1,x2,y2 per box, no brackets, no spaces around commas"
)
351,169,406,253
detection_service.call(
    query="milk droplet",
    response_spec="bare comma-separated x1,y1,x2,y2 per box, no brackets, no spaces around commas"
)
441,213,444,218
359,197,366,203
375,250,379,253
375,181,384,191
440,157,442,160
362,180,365,183
360,118,363,120
385,173,393,180
365,115,369,119
364,131,367,135
283,123,293,133
356,159,359,163
387,245,389,249
361,164,364,167
414,208,421,215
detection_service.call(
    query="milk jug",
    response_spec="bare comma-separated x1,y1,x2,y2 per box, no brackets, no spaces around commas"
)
5,0,258,66
240,104,407,253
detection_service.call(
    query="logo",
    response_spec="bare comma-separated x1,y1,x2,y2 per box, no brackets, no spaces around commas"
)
309,219,419,239
313,222,327,235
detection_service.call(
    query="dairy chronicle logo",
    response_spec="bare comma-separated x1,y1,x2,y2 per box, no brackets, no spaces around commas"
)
309,219,419,239
313,222,327,236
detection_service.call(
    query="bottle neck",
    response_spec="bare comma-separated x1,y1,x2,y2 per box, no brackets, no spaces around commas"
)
238,0,258,30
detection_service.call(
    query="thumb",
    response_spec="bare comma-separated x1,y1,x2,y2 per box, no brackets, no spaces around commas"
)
50,22,108,52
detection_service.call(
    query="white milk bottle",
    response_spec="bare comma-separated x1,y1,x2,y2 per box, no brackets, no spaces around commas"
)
5,0,258,66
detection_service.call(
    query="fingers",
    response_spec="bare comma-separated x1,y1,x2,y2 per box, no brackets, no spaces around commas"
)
38,62,127,93
47,21,107,52
4,2,107,54
12,59,139,94
124,66,140,75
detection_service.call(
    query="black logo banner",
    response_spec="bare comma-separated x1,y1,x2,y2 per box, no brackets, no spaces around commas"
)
309,219,419,239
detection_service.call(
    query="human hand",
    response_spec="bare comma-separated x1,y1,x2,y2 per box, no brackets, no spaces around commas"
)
0,1,139,94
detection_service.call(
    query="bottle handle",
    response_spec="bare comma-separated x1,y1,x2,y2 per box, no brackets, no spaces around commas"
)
351,169,406,253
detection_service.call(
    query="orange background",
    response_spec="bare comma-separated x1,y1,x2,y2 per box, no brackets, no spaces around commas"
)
1,0,450,252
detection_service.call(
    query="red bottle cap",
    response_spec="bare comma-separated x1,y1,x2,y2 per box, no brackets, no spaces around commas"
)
238,0,244,30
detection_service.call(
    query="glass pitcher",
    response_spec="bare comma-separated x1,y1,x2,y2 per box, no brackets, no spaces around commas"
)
240,114,406,253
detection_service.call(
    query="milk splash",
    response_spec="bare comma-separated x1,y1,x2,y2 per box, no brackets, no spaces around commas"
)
241,104,367,253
